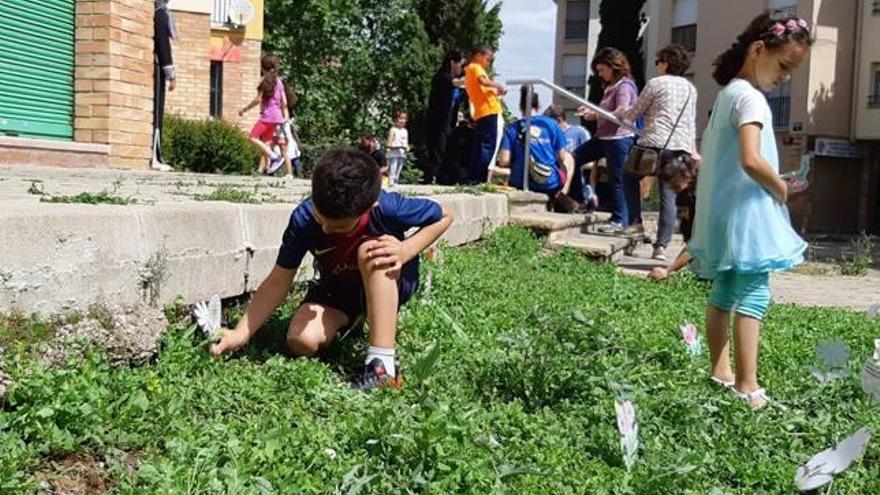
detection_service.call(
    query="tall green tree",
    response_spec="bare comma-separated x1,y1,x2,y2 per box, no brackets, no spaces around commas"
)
263,0,438,146
588,0,647,104
415,0,503,53
263,0,504,172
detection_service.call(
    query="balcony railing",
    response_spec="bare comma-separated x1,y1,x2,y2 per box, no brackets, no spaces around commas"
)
671,24,697,53
767,96,791,129
212,0,230,25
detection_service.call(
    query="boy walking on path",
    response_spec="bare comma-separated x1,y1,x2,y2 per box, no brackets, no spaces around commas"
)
210,148,454,390
464,44,507,184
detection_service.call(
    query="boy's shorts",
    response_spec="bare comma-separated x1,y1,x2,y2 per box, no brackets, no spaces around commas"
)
709,271,771,320
300,275,419,337
250,121,279,143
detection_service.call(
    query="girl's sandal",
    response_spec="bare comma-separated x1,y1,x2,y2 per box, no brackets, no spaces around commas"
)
732,388,789,412
710,376,735,388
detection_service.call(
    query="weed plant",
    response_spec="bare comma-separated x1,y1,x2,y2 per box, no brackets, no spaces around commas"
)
1,228,878,493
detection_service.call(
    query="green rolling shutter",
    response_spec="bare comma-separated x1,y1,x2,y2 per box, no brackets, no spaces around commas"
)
0,0,75,140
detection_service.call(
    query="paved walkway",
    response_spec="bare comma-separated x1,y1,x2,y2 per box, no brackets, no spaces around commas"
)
618,230,880,312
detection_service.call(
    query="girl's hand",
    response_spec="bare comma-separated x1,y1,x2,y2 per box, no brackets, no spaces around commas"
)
575,106,597,120
785,177,809,195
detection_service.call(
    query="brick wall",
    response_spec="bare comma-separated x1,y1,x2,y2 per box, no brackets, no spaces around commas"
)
75,0,154,169
165,11,211,120
215,34,262,132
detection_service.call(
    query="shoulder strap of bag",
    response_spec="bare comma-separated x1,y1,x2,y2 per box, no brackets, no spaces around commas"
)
662,84,692,151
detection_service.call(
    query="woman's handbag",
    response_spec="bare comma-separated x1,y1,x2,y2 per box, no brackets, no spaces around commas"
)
625,88,692,176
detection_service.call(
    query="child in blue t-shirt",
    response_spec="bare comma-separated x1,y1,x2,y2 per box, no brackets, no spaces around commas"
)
689,13,812,410
210,148,453,391
492,86,581,213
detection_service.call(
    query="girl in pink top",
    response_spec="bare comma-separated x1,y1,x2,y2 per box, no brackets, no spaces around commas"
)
240,56,291,175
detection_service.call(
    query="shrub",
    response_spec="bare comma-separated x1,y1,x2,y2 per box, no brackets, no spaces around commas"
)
838,232,874,276
161,116,261,174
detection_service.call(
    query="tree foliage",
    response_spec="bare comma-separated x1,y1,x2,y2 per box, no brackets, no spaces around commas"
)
588,0,647,104
263,0,503,155
415,0,503,53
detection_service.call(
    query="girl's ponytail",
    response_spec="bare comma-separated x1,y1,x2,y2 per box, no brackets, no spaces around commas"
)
712,12,813,86
258,55,280,97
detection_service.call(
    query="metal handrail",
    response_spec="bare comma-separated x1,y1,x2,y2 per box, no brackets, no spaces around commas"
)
503,78,641,192
505,78,641,134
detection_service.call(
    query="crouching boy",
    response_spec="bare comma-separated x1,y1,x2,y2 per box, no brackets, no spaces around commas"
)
210,148,453,390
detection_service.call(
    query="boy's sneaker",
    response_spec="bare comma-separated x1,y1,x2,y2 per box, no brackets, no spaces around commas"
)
351,358,402,391
597,222,623,234
652,246,667,261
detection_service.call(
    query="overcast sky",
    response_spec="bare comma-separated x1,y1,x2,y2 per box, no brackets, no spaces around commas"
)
492,0,556,113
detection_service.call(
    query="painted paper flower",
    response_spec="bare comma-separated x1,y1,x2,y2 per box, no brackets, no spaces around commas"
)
194,294,222,342
771,22,786,37
797,18,809,30
786,19,799,32
680,323,697,345
615,399,639,471
794,427,872,491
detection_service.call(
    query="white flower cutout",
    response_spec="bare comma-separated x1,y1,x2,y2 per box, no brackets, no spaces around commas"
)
794,427,872,491
810,340,850,382
874,339,880,363
615,399,639,471
194,294,222,342
861,359,880,405
324,448,337,460
679,322,702,357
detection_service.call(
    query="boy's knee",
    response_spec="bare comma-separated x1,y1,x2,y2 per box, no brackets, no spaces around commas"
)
286,333,320,356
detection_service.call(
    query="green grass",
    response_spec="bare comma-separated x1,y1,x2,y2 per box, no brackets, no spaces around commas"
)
1,227,878,493
196,185,260,204
39,191,137,206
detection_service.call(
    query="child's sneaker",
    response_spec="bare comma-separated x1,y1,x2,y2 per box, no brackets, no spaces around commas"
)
351,358,402,391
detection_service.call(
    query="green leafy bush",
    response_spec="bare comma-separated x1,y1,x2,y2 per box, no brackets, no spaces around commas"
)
161,116,260,174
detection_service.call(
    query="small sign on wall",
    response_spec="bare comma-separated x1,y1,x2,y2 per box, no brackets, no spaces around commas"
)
814,138,867,159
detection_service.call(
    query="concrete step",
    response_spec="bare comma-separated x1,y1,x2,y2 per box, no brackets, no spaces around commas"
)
509,211,588,242
548,233,632,262
506,190,550,215
509,210,614,242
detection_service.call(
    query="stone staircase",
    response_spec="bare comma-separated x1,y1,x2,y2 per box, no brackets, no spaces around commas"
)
506,190,633,262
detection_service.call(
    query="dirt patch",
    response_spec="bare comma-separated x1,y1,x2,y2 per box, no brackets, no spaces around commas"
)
35,450,142,495
36,304,167,367
35,452,115,495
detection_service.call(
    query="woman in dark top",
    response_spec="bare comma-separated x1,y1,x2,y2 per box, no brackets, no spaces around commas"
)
424,50,466,184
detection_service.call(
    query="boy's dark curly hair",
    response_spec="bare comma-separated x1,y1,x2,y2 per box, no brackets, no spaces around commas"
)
311,148,381,219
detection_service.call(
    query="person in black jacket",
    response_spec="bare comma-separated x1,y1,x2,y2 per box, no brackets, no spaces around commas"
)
424,50,466,184
152,0,177,171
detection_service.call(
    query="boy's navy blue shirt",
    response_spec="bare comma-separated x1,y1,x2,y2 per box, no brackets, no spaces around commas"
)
276,190,443,285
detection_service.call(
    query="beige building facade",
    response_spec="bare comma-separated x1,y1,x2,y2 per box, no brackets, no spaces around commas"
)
552,0,880,234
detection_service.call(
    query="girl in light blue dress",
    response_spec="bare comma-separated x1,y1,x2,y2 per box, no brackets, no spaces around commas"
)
689,13,813,410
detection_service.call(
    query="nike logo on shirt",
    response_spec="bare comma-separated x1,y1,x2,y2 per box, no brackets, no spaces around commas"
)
314,246,337,256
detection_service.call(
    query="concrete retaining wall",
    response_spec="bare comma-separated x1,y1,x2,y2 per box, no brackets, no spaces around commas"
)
0,194,507,315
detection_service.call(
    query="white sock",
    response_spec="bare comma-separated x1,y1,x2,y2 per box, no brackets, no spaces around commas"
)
366,346,396,377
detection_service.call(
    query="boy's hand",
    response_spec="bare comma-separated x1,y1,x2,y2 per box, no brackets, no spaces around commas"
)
648,267,669,281
209,327,250,356
363,235,408,271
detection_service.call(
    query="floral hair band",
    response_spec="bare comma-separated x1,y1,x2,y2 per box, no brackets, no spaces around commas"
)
771,18,809,37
